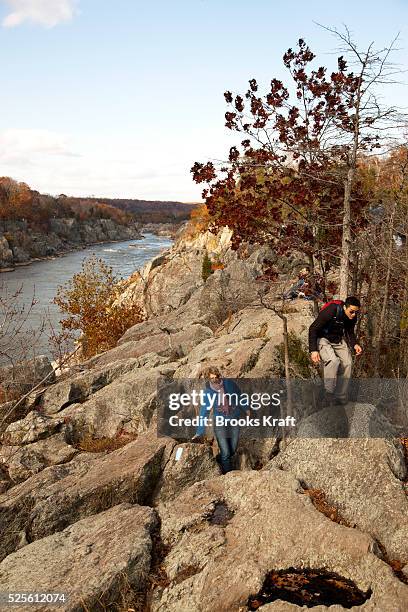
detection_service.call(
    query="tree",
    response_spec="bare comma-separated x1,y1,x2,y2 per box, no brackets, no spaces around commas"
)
54,256,144,358
191,32,403,296
320,25,404,297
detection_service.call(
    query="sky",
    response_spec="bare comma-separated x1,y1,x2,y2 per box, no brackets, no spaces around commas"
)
0,0,408,202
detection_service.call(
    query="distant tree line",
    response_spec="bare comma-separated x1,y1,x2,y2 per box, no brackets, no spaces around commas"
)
84,197,197,224
0,177,197,229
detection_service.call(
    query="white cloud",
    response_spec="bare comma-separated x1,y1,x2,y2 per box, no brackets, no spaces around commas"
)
0,128,79,164
2,0,78,28
0,131,204,201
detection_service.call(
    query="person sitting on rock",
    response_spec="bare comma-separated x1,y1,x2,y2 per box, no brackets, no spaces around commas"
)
191,365,244,474
283,267,324,301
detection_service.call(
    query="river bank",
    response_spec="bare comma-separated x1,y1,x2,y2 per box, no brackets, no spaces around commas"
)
0,220,184,273
0,233,174,361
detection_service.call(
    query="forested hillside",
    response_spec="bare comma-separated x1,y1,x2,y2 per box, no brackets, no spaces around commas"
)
0,177,196,228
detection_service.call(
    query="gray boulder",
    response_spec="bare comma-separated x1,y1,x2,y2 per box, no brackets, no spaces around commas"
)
39,357,141,415
268,437,408,561
0,432,77,483
2,411,64,446
152,442,220,504
92,323,213,368
57,362,179,439
0,431,175,560
152,470,408,611
0,503,157,612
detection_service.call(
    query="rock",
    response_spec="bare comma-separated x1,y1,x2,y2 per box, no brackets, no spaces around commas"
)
117,244,204,316
0,503,157,612
39,358,141,415
0,218,142,268
174,335,267,378
234,437,281,470
152,470,408,611
295,402,401,439
0,464,9,494
92,324,213,368
57,362,180,440
152,442,220,504
116,227,234,317
0,235,13,266
195,260,261,328
0,431,175,560
212,302,313,377
2,411,64,446
118,305,209,346
175,226,233,255
215,302,312,344
268,437,408,562
11,245,30,263
0,433,77,483
141,222,182,238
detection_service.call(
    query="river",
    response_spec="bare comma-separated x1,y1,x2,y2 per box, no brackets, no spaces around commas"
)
0,233,173,363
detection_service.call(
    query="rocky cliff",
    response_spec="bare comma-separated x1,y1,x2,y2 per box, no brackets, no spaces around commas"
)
0,228,407,611
0,217,143,270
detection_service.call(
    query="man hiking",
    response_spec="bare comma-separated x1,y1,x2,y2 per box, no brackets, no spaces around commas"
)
309,296,362,405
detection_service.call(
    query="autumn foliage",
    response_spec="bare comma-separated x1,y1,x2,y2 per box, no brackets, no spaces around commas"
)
191,36,398,280
0,177,133,227
54,256,144,358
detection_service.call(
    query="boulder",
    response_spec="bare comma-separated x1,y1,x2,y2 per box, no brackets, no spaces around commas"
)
0,432,77,483
0,400,31,433
117,302,211,345
117,244,205,316
92,323,212,368
0,431,175,560
0,235,13,266
2,411,65,446
0,503,157,612
174,336,267,378
39,357,141,415
152,442,220,504
0,464,9,494
116,227,237,319
152,470,408,611
268,437,408,561
295,402,402,439
194,260,262,329
57,362,179,440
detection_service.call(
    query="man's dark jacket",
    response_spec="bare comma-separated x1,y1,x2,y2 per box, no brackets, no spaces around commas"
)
308,303,358,352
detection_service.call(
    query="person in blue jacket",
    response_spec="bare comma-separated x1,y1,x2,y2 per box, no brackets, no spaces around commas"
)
191,365,245,474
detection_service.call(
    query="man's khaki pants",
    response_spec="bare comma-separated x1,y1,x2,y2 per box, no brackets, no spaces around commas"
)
318,337,353,400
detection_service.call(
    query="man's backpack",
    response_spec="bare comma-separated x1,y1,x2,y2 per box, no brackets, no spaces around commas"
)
320,299,344,315
320,300,344,338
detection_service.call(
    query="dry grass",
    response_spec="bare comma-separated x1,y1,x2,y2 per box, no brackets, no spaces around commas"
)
74,432,138,453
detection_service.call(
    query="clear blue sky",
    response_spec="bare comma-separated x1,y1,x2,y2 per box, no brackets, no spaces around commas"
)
0,0,407,201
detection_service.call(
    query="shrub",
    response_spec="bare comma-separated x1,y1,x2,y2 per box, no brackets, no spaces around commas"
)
274,331,313,378
202,250,213,282
54,255,144,359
